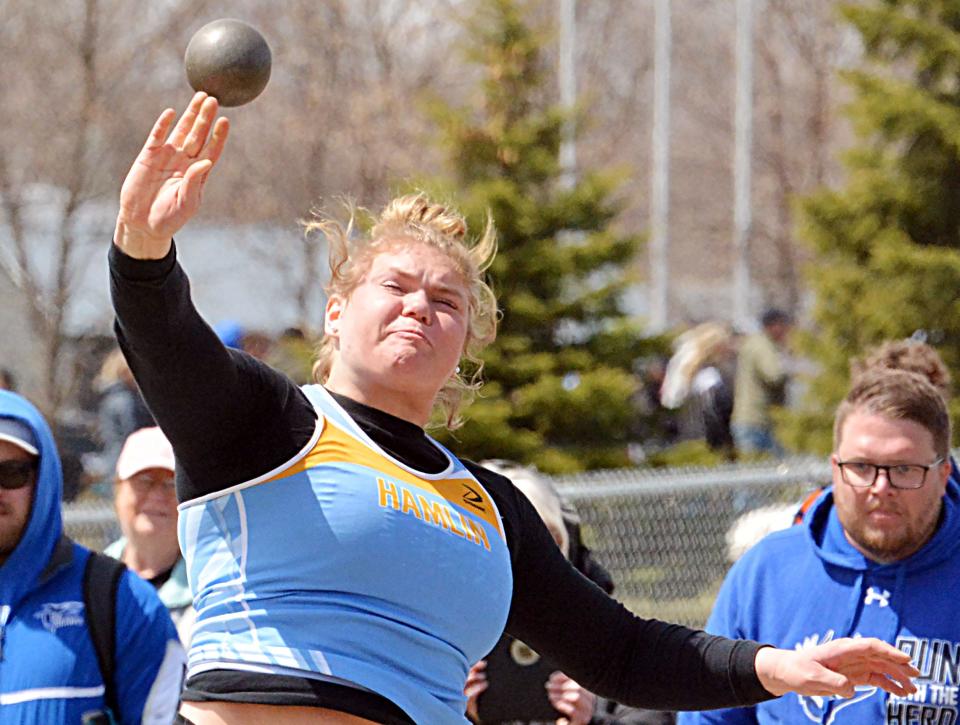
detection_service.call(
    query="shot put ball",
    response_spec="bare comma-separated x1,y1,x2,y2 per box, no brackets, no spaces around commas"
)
184,19,271,107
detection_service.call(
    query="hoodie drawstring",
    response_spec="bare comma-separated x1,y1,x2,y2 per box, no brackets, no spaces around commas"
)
0,603,10,661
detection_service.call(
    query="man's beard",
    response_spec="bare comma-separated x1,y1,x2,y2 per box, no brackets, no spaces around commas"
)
841,501,941,564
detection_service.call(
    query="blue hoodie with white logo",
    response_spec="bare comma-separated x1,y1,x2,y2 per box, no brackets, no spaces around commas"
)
679,473,960,725
0,391,184,724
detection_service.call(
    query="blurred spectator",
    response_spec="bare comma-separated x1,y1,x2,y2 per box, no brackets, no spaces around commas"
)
0,391,184,723
54,413,100,502
91,348,154,493
240,329,274,361
0,367,17,391
268,326,316,385
730,309,792,458
629,356,680,460
466,461,674,725
213,319,244,349
660,323,736,457
214,320,275,361
104,427,194,644
850,335,951,400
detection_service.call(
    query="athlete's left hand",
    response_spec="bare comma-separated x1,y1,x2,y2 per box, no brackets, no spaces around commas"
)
754,636,919,699
548,671,596,725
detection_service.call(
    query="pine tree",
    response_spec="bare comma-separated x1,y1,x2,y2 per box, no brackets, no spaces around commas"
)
781,0,960,453
425,0,665,473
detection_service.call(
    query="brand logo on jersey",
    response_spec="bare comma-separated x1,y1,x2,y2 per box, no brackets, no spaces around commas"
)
462,483,486,512
35,601,85,633
864,587,891,607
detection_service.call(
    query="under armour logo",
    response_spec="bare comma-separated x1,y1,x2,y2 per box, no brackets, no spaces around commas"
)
864,587,890,607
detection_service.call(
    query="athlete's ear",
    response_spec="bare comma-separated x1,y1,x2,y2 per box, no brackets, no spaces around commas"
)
325,295,345,338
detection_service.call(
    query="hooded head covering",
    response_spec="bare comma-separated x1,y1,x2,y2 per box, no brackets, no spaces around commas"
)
0,391,63,613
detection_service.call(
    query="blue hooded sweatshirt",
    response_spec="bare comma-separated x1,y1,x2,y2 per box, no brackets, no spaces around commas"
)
0,391,185,724
679,473,960,725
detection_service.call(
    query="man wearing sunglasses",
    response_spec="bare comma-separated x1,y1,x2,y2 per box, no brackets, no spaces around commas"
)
0,391,185,724
680,368,960,724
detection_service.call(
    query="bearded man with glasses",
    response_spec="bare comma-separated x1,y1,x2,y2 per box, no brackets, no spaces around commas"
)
680,368,960,725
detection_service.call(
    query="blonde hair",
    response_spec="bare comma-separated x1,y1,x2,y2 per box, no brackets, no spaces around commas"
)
305,193,499,429
482,460,569,558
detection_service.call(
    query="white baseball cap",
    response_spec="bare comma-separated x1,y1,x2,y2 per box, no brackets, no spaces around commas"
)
116,427,175,480
0,418,39,457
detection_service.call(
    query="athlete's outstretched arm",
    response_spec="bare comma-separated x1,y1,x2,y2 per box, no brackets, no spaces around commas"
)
486,465,917,711
111,95,314,498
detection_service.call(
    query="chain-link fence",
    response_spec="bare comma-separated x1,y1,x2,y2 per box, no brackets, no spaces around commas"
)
64,499,122,553
62,456,833,629
549,457,831,628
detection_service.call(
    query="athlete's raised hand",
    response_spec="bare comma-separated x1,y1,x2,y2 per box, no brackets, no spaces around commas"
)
114,92,229,259
755,636,918,699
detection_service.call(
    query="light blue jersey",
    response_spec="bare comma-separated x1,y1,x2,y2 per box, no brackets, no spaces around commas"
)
179,385,513,723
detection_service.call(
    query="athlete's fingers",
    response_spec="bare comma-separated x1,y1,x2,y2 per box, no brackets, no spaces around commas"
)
199,117,230,168
180,159,213,210
169,92,207,149
140,109,177,154
181,96,219,158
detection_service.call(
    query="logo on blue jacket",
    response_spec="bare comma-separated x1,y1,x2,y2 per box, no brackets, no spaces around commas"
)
35,601,85,633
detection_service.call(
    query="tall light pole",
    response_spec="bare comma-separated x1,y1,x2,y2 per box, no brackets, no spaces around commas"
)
559,0,576,191
649,0,671,332
733,0,754,329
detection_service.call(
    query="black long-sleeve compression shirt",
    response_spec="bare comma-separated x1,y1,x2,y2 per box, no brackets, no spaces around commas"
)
109,241,773,722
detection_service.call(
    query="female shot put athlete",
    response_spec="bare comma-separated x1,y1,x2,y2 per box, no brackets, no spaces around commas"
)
111,93,918,725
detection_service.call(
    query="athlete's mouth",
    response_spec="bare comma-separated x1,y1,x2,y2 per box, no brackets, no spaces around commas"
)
390,328,430,345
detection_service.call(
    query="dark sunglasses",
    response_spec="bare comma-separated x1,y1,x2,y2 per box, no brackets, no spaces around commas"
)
0,460,38,490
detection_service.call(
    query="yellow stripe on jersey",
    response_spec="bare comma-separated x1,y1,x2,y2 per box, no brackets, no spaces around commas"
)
265,417,505,540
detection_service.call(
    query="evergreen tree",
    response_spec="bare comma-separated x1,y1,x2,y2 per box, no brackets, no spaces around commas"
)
782,0,960,453
425,0,665,473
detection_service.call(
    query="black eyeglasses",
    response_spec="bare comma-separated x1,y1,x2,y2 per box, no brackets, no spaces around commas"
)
0,460,38,490
836,457,944,490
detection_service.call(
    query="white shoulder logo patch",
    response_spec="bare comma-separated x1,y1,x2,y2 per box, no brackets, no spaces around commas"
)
34,601,85,633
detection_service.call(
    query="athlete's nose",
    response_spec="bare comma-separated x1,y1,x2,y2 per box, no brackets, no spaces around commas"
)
402,289,432,324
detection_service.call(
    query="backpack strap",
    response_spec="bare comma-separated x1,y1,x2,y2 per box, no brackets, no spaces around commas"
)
83,548,126,720
793,486,827,525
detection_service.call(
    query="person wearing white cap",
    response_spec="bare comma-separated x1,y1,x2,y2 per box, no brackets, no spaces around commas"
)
105,426,194,644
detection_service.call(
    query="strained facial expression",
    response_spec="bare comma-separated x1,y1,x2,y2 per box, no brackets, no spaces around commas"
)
325,242,469,398
832,411,949,564
115,467,178,542
0,440,36,563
